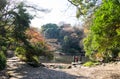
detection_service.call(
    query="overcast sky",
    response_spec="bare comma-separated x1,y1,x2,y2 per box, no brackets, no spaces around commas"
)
25,0,80,28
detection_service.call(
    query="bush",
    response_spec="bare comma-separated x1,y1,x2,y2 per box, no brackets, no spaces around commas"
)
83,61,99,67
15,46,40,67
28,56,40,67
15,40,54,67
0,51,6,70
15,45,53,67
15,47,27,61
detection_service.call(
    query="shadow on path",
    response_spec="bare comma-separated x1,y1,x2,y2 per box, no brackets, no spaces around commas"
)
7,56,89,79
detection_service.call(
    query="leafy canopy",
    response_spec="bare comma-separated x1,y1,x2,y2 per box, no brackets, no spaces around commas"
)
83,0,120,62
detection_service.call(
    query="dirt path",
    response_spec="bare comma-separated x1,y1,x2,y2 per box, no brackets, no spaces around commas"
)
5,55,120,79
61,64,120,79
6,56,87,79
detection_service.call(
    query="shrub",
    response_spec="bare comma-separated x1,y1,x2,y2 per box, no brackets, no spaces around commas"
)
15,45,53,67
0,51,6,70
15,46,39,64
15,47,27,61
83,61,99,67
32,56,39,63
25,28,54,62
14,28,54,67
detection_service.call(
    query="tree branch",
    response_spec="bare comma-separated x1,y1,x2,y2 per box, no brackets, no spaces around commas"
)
25,5,51,13
67,0,79,8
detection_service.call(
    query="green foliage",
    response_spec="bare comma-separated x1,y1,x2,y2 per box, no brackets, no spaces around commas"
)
83,61,99,67
23,28,54,65
61,29,84,54
15,41,53,65
25,43,53,64
12,2,33,42
15,47,27,61
15,45,41,64
41,23,59,38
0,0,49,67
84,0,120,62
68,0,98,18
0,0,53,68
41,23,58,32
0,0,32,52
41,23,84,54
31,56,39,64
0,51,6,70
0,0,7,10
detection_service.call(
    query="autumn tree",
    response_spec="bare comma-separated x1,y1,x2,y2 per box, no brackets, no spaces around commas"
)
15,28,53,66
26,28,53,59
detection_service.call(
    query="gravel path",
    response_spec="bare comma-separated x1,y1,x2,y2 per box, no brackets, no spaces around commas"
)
6,56,88,79
61,64,120,79
1,55,120,79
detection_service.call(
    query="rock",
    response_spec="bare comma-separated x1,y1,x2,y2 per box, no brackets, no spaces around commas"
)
39,63,46,67
27,62,44,67
0,70,9,79
67,65,72,69
6,50,14,58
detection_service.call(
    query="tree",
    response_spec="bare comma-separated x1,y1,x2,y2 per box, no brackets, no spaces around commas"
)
61,27,84,54
41,23,60,38
0,0,50,69
41,23,84,55
0,1,32,51
15,28,53,64
0,0,31,69
83,0,120,62
68,0,100,38
68,0,99,18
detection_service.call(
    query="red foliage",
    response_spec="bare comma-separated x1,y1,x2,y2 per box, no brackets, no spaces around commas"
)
26,28,45,43
25,27,51,50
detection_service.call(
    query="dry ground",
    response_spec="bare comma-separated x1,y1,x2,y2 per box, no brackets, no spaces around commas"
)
1,56,120,79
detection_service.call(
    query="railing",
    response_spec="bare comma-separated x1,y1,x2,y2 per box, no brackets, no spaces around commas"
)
40,55,89,64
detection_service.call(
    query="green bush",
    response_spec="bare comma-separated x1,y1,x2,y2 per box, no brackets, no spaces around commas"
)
32,56,39,63
15,46,40,65
83,61,99,67
0,51,6,70
26,55,40,67
15,43,54,67
15,47,27,61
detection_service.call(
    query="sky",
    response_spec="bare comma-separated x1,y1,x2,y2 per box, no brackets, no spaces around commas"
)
26,0,80,28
